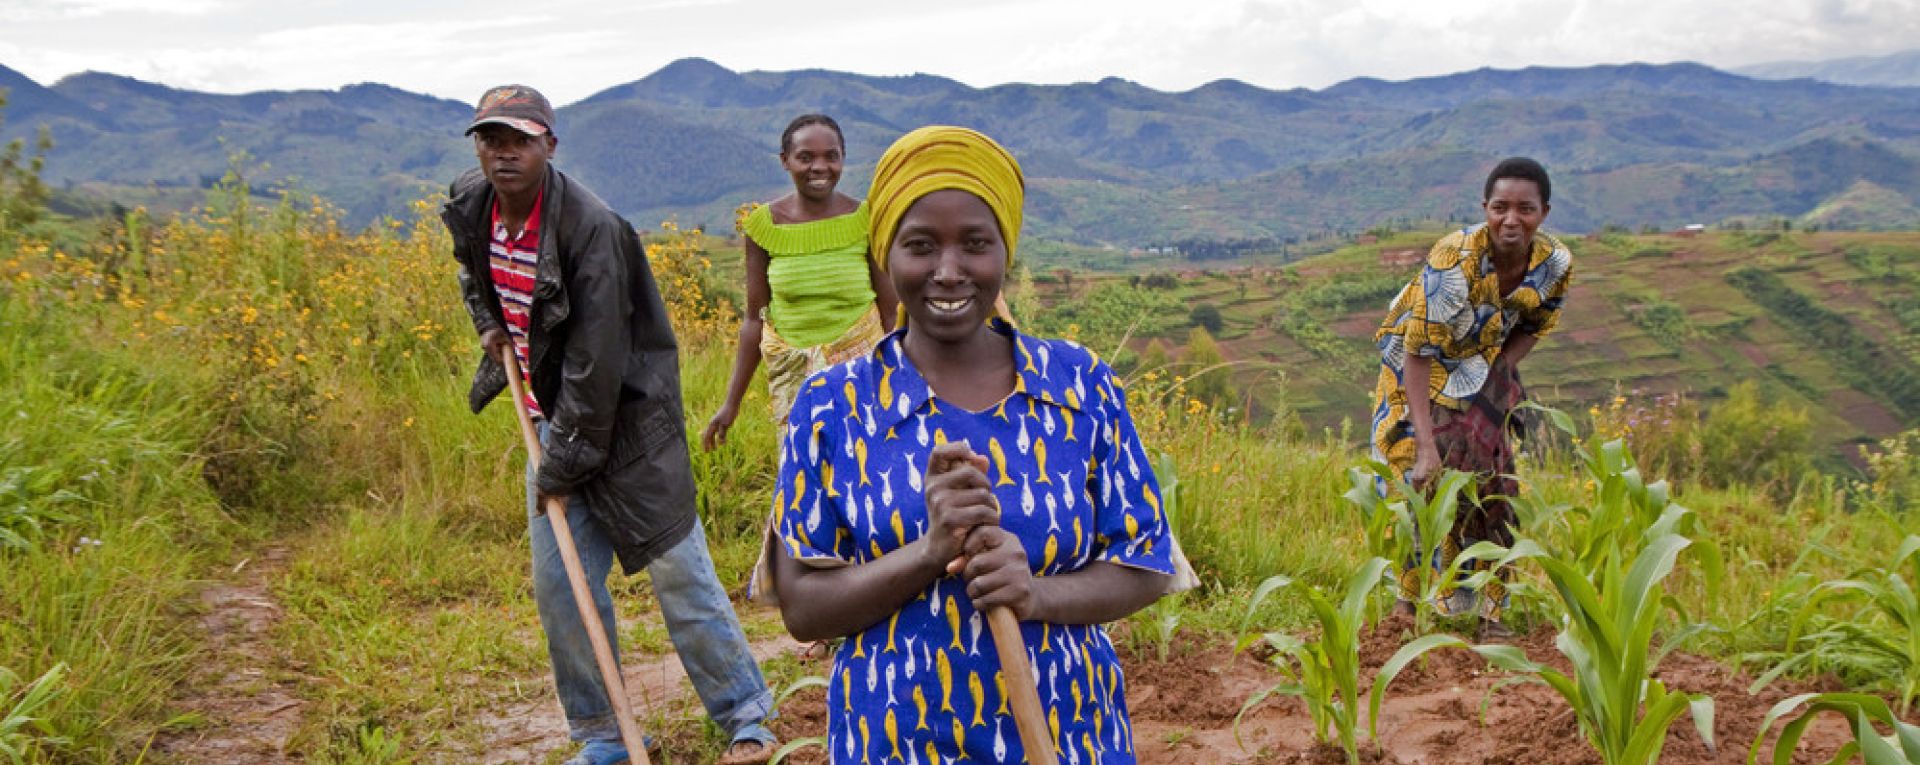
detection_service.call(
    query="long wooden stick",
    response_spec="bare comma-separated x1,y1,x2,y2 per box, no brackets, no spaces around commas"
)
987,608,1059,765
501,347,652,765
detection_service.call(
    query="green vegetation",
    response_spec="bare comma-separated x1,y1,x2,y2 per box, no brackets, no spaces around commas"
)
4,110,1920,763
1749,692,1920,765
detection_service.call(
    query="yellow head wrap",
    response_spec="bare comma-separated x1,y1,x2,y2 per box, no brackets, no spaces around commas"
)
867,126,1024,273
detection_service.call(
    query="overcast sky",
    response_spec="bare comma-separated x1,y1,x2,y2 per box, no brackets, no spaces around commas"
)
2,0,1917,105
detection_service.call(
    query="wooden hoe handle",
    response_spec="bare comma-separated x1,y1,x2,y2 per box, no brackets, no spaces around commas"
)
501,347,653,765
988,606,1060,765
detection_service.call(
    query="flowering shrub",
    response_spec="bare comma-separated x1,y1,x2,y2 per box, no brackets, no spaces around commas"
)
1856,429,1920,512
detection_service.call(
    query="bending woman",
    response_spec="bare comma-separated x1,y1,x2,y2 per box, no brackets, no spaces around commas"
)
704,113,898,452
1369,157,1574,640
770,126,1177,764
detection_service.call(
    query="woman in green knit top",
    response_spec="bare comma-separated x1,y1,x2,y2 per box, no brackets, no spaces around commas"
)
703,114,899,451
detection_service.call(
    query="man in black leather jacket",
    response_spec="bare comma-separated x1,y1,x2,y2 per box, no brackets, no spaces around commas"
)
443,84,776,765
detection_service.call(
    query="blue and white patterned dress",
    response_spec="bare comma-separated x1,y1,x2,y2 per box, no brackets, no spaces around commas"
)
775,320,1175,765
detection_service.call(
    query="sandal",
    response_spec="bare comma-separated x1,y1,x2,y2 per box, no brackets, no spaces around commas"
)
717,738,775,765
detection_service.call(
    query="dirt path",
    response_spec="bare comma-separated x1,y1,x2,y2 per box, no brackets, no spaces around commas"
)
149,547,308,764
477,632,808,763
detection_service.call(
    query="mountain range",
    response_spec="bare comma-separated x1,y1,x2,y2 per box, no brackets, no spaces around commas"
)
3,57,1919,248
1736,47,1920,88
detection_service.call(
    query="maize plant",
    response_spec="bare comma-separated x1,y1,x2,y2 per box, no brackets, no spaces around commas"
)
1749,692,1920,765
1471,528,1716,765
1232,557,1502,765
1342,464,1497,634
1746,535,1920,714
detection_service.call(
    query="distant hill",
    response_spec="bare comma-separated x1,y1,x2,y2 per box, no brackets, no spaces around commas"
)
1736,48,1920,88
1033,229,1920,465
3,58,1920,247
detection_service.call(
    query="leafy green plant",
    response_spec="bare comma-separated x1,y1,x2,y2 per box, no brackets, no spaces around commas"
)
1469,530,1715,765
1233,558,1386,763
1744,535,1920,714
1344,463,1496,633
1749,692,1920,765
0,663,67,765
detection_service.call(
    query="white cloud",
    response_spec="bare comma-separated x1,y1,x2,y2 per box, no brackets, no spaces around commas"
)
0,0,225,22
2,0,1917,101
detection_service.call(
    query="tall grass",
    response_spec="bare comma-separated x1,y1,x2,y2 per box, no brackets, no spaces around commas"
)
2,168,1917,762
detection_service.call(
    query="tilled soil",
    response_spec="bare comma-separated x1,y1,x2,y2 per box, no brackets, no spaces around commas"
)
769,617,1868,764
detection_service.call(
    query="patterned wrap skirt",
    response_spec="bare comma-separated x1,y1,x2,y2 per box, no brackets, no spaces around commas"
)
1395,354,1526,621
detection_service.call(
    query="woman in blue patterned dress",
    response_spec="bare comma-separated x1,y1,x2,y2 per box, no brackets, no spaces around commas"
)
767,126,1177,765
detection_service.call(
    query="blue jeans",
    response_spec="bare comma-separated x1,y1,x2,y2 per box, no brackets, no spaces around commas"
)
529,422,775,745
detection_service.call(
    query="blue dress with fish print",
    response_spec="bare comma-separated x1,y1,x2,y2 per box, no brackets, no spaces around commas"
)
774,320,1176,765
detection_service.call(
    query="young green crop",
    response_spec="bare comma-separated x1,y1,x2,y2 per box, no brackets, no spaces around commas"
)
1234,558,1387,764
1343,464,1493,633
1232,558,1507,764
1746,535,1920,714
1749,692,1920,765
1470,530,1715,765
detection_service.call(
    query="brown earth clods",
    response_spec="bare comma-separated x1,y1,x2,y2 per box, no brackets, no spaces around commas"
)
767,617,1869,764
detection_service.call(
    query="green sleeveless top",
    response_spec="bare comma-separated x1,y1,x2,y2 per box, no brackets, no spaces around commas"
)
743,201,876,348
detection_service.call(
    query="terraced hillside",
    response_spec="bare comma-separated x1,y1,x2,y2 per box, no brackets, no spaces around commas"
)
1028,228,1920,463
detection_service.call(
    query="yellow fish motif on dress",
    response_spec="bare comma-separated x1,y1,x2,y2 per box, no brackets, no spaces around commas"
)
1040,621,1053,653
886,709,904,762
946,596,964,650
951,716,966,753
1042,534,1059,572
859,715,872,764
996,671,1010,715
933,428,948,447
1072,517,1085,560
1144,484,1162,522
1061,403,1078,442
1124,512,1139,540
845,380,860,417
790,471,806,510
913,685,931,730
1035,437,1051,483
1072,679,1084,722
988,438,1014,487
842,667,853,712
936,649,955,713
823,460,840,497
879,365,895,409
856,438,871,486
969,671,986,727
886,611,901,653
892,508,906,548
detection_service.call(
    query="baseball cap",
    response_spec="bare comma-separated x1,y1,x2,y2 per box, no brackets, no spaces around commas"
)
466,84,556,137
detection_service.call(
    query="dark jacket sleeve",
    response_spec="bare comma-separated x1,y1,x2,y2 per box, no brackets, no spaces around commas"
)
535,217,633,496
448,174,504,339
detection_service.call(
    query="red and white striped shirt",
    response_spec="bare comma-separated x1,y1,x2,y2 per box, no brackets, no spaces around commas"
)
490,193,543,417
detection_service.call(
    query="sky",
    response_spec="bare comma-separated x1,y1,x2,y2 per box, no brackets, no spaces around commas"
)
2,0,1917,106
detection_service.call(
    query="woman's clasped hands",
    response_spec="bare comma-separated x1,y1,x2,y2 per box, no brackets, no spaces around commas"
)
921,440,1040,620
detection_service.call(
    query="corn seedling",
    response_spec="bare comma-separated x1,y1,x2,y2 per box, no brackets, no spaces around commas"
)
1748,692,1920,765
1472,528,1715,765
1235,557,1464,765
1746,535,1920,714
1344,463,1488,634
